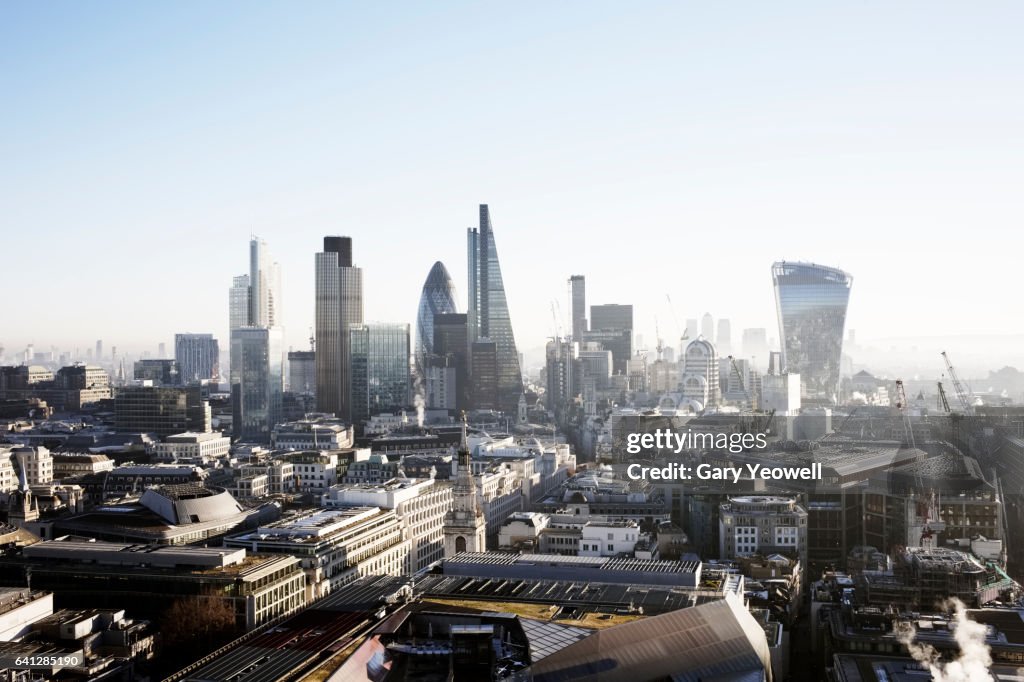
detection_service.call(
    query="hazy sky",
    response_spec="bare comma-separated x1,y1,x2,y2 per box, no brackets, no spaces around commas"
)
3,2,1023,366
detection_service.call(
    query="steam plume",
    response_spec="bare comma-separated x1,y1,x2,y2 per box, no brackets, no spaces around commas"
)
896,598,993,682
414,394,425,428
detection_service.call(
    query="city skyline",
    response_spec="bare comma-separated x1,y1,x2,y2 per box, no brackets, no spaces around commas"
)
5,3,1024,363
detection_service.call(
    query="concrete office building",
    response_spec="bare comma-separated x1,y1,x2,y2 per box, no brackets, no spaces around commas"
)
271,417,353,451
321,476,453,573
152,432,231,464
226,507,410,600
681,336,720,411
174,333,220,385
21,540,305,630
719,496,808,567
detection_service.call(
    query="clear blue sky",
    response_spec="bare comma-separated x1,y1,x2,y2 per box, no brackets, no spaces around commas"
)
3,2,1023,367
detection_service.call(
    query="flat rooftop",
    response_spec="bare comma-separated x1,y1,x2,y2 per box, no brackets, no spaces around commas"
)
233,507,383,542
447,552,700,575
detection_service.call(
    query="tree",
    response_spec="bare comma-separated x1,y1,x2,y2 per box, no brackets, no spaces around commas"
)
160,594,239,650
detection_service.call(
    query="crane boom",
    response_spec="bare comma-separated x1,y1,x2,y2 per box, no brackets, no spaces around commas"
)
727,355,751,403
940,351,973,414
936,381,951,413
895,379,916,449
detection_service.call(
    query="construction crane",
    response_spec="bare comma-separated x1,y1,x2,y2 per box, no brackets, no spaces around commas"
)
654,317,664,361
727,355,774,433
894,379,916,449
940,351,973,414
665,294,689,351
727,355,752,405
936,381,951,413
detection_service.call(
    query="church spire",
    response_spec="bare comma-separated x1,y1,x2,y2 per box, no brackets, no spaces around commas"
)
453,413,479,514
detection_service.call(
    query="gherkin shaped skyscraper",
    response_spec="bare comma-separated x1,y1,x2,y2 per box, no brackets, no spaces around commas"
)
415,261,460,374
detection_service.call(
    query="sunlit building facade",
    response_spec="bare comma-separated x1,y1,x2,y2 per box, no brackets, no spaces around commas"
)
772,261,853,403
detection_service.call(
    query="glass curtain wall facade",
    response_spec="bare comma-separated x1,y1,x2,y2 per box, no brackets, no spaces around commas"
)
466,205,523,414
415,261,459,379
771,261,853,403
349,323,411,422
229,275,250,332
249,238,282,328
230,327,284,442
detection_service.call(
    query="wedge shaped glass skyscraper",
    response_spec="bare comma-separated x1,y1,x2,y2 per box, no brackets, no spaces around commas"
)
772,261,853,403
415,261,459,375
467,204,523,414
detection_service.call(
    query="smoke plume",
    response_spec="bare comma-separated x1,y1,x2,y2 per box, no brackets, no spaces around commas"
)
896,598,993,682
414,394,425,428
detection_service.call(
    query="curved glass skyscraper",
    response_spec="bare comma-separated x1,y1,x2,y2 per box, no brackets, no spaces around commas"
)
415,261,459,373
771,261,852,404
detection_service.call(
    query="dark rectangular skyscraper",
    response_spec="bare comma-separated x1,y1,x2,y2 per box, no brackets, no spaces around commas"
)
590,304,633,333
433,313,469,411
316,236,363,419
570,275,586,340
466,205,523,414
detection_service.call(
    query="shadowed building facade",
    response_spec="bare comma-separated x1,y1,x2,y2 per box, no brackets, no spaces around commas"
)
349,323,411,422
467,204,523,414
316,236,364,419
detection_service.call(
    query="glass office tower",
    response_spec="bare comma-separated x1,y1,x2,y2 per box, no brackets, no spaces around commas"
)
230,327,284,442
771,261,853,403
466,205,523,414
349,323,411,422
415,261,459,377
